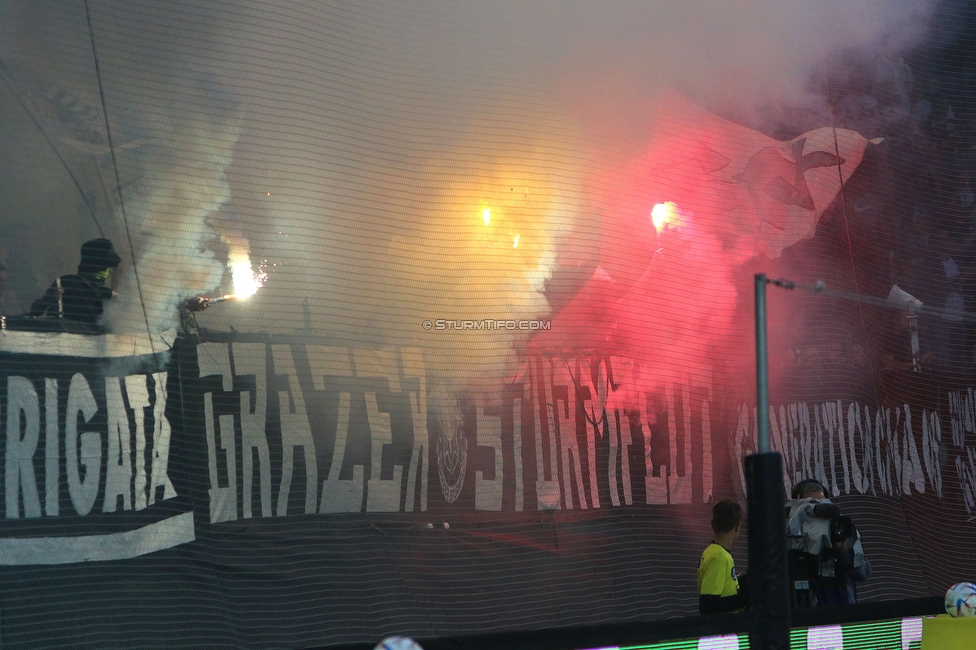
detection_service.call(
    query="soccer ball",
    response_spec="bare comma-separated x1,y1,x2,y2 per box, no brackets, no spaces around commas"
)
945,582,976,617
374,637,424,650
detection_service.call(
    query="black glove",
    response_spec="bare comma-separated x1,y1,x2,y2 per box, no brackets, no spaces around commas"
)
182,297,210,312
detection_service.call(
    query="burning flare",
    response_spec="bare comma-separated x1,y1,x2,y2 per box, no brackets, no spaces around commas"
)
651,202,679,230
229,253,267,299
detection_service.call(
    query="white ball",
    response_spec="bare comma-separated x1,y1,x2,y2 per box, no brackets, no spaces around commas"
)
374,636,424,650
945,582,976,617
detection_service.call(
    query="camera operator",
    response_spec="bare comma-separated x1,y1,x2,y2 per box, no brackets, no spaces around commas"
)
787,479,871,607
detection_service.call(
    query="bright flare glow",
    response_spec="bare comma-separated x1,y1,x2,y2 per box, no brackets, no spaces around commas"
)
482,208,491,226
231,259,267,299
513,234,520,248
651,202,678,230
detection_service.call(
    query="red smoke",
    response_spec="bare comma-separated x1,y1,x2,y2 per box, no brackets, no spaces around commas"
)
531,92,873,406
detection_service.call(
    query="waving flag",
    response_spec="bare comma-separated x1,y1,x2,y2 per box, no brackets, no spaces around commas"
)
615,92,878,263
536,92,875,365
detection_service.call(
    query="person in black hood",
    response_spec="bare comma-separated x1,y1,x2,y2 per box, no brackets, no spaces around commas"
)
30,238,121,326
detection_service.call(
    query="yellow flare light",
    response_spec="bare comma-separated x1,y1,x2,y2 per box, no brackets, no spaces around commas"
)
231,259,267,299
651,202,678,230
513,234,520,248
482,208,491,226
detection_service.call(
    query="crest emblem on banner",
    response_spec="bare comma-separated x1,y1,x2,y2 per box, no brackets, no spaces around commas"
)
435,400,468,503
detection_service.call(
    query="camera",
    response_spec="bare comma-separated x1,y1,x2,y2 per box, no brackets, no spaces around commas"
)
785,481,869,607
830,515,856,547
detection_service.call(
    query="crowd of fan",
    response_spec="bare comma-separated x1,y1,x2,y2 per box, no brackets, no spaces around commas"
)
778,41,976,378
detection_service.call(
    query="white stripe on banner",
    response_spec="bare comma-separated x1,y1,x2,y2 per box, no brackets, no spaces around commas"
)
0,511,195,565
0,329,177,358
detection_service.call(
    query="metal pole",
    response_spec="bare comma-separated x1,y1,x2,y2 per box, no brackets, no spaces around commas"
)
749,274,790,650
755,273,770,453
907,309,921,372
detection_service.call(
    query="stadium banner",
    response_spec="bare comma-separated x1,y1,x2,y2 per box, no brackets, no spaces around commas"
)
190,331,976,522
0,328,974,649
0,328,193,565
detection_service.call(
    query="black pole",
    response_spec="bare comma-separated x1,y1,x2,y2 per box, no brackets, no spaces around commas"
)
748,274,790,649
746,453,791,650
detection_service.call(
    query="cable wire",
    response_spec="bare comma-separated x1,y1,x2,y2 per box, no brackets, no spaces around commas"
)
766,276,976,324
0,55,106,238
83,0,156,350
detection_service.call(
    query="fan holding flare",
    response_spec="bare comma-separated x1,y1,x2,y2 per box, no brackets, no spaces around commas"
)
182,255,267,312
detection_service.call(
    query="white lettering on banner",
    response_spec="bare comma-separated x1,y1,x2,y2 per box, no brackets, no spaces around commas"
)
556,376,587,510
201,342,265,519
949,389,976,514
949,388,975,448
475,403,503,512
2,372,177,522
570,361,601,508
365,392,401,512
318,392,361,513
356,348,411,510
844,403,862,494
667,382,692,504
234,344,272,518
271,344,319,515
609,409,633,507
306,345,424,514
353,348,400,393
812,404,828,492
923,409,943,499
901,406,925,496
66,373,100,516
645,411,669,505
702,392,713,504
821,401,841,497
200,343,238,523
358,347,404,514
735,398,971,503
149,372,176,506
6,376,41,518
513,386,525,512
44,378,58,516
0,365,185,564
734,404,751,503
534,360,560,510
957,447,976,514
546,361,716,508
104,378,133,513
194,340,974,517
401,348,428,513
125,376,150,511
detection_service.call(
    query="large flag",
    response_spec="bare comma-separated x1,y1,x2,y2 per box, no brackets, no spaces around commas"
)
603,92,878,265
528,265,617,354
537,92,876,363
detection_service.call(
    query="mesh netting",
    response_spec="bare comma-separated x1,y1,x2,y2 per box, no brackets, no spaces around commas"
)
1,1,975,649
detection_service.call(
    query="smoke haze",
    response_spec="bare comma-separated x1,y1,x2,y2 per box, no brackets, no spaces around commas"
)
0,0,937,390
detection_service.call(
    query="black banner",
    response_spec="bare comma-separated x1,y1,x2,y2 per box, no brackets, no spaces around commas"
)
0,329,192,565
0,330,974,649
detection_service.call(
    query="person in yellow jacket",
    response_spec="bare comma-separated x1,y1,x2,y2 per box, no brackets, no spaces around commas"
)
698,498,748,615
